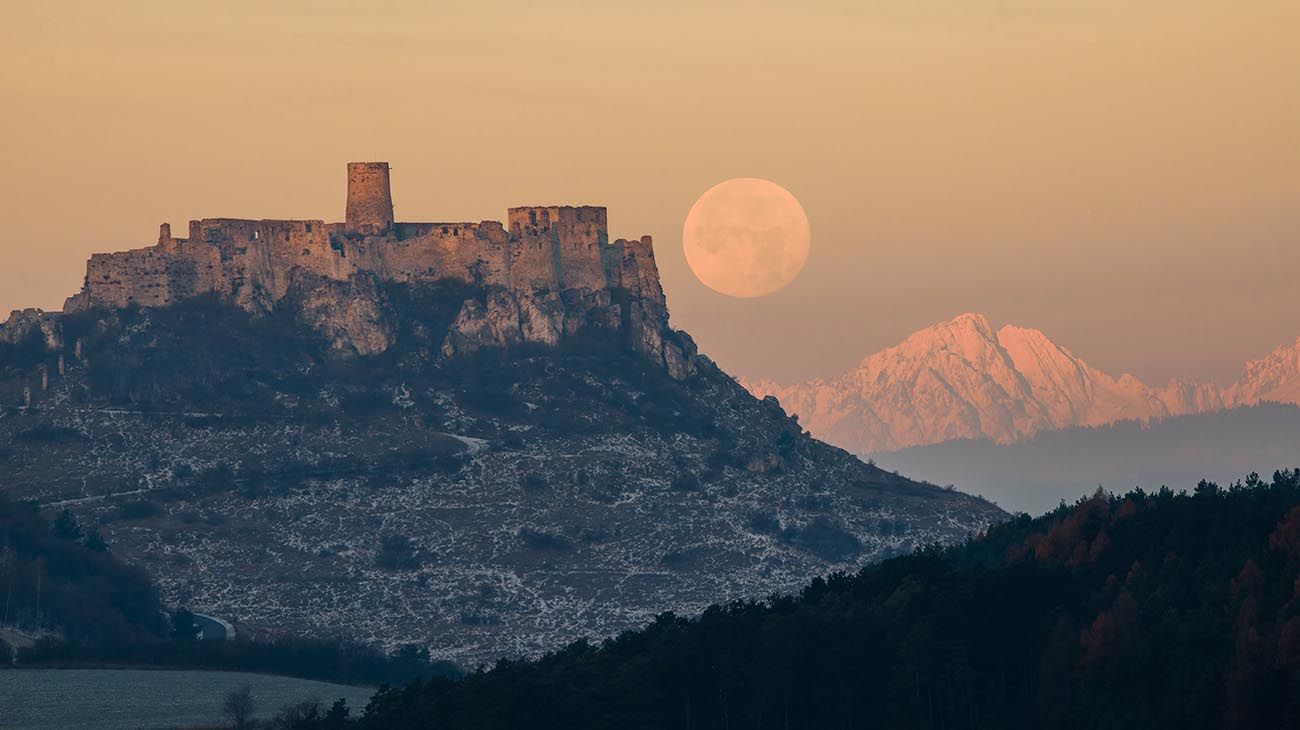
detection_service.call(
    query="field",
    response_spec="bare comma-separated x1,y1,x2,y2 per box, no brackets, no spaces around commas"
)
1,668,374,730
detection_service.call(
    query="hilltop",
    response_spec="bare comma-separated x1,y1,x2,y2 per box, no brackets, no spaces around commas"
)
0,164,1002,666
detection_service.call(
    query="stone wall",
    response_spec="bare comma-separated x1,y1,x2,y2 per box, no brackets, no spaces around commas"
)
358,221,513,288
70,218,351,313
507,206,610,292
67,209,648,317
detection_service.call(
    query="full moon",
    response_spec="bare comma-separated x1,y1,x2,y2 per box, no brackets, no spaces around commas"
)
682,178,811,298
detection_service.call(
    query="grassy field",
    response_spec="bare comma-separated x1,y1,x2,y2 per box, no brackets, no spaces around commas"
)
1,668,374,729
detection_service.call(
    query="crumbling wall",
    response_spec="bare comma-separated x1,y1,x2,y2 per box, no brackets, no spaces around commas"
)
72,243,223,311
352,222,511,287
69,210,661,322
234,219,346,308
507,206,608,293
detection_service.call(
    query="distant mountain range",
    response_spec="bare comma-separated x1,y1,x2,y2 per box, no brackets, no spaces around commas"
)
746,312,1300,454
878,403,1300,514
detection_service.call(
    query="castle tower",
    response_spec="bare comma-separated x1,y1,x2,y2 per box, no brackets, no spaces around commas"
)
345,162,394,233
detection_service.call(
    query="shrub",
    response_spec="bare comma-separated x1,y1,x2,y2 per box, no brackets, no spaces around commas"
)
375,534,418,570
521,473,548,493
748,511,781,535
15,424,84,443
660,551,688,568
340,390,388,420
671,472,701,492
116,499,162,521
196,462,235,493
518,527,570,552
783,517,862,562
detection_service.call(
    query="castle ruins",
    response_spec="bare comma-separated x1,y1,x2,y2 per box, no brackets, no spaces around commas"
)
45,162,695,377
66,162,659,316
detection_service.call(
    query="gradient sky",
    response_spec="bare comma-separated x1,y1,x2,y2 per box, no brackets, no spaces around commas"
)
1,1,1296,386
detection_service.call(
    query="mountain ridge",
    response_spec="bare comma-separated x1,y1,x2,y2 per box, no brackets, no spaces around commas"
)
746,312,1297,454
879,402,1300,514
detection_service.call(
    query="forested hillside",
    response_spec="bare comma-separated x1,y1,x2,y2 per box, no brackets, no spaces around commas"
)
0,494,456,684
321,470,1300,730
0,494,166,654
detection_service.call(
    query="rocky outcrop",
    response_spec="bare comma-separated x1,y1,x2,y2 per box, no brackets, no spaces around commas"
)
289,273,396,356
0,309,63,351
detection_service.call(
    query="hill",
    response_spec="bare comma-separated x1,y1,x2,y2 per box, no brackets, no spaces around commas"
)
0,293,998,667
878,403,1300,514
0,494,458,684
0,171,1002,665
329,470,1300,730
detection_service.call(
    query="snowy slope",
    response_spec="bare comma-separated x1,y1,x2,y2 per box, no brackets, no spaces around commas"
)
746,313,1232,454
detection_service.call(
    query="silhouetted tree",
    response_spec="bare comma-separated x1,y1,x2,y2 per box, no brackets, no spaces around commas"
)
51,509,82,541
349,469,1300,730
171,608,199,641
83,529,109,553
223,685,255,730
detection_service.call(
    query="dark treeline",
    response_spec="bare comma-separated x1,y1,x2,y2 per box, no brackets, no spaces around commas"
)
308,470,1300,730
0,494,455,685
0,492,167,650
21,635,458,687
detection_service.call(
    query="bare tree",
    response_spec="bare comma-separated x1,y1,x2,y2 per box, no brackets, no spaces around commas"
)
222,685,255,730
270,700,321,729
0,545,12,626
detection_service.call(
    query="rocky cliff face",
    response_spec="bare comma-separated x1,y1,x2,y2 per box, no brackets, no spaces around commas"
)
744,313,1257,455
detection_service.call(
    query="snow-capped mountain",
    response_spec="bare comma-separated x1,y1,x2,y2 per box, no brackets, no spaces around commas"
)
1227,335,1300,408
745,313,1247,454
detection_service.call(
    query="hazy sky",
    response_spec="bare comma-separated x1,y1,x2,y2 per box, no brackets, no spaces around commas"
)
1,1,1296,385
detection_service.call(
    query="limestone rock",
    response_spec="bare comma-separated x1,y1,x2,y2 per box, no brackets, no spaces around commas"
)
519,291,565,347
745,452,783,474
1,309,63,351
292,274,395,356
441,299,493,358
663,339,697,382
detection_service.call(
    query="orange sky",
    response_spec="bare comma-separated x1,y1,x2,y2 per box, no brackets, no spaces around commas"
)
1,1,1297,385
